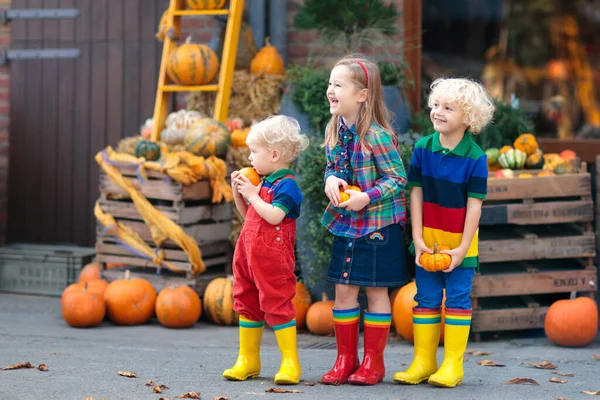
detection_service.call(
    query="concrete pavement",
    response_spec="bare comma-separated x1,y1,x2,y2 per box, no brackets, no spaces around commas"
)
0,293,599,400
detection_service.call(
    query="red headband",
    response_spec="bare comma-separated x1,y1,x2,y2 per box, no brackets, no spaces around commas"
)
353,59,369,86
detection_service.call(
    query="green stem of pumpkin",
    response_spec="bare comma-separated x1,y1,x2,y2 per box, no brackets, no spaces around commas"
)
433,243,438,254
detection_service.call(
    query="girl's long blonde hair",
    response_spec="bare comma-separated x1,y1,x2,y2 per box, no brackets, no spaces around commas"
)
323,54,395,150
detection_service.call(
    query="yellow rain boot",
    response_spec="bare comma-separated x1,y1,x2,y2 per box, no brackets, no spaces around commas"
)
222,317,264,381
393,308,441,384
428,309,471,388
273,320,301,385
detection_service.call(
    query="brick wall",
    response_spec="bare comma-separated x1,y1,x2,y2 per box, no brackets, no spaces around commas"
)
0,0,10,245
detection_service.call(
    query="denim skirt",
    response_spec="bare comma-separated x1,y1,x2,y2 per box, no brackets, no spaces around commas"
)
327,223,410,287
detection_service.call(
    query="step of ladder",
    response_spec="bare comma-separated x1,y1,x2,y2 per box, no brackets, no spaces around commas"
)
150,0,244,142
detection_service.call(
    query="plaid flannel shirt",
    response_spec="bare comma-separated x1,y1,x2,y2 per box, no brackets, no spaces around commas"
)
321,122,407,238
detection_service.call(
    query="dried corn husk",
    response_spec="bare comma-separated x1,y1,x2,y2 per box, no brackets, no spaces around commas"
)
116,135,143,156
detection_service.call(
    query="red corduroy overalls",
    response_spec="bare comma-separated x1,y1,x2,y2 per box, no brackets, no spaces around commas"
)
232,177,297,326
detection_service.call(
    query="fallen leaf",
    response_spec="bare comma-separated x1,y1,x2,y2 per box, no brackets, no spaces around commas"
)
37,364,49,371
2,362,34,370
159,398,171,400
154,384,169,393
559,373,574,377
466,350,492,356
118,371,137,378
582,391,600,395
505,378,540,386
401,362,407,366
521,361,557,370
175,393,201,399
265,388,302,393
550,377,567,384
214,397,229,400
594,355,600,361
477,360,505,367
303,382,316,386
557,398,571,400
83,398,95,400
146,380,154,386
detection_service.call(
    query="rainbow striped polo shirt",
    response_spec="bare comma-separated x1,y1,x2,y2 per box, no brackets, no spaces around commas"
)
407,132,488,268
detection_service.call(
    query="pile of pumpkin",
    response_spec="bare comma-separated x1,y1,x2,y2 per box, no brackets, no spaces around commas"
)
487,133,577,179
61,264,238,329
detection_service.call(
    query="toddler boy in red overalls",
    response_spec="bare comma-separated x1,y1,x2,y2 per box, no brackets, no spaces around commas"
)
223,115,309,385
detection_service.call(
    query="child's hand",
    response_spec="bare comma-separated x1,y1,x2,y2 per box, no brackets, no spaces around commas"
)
325,176,348,206
231,171,242,198
234,174,261,201
338,190,370,211
439,247,467,273
413,238,432,268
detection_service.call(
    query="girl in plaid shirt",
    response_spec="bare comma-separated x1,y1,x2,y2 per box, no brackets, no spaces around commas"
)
320,55,410,386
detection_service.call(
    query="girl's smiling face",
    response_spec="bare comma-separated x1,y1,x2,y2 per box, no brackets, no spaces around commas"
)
326,65,366,124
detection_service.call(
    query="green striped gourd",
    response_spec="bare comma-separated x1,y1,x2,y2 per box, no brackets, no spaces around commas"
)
498,149,527,169
184,118,231,158
203,276,239,326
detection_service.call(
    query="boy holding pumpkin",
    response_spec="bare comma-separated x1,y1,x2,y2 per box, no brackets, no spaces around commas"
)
394,78,494,388
225,115,309,385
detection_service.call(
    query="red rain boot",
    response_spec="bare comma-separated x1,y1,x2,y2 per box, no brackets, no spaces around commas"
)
321,312,360,385
347,321,389,385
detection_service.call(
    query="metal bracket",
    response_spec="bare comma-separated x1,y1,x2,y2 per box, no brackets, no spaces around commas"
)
0,8,80,25
0,48,81,66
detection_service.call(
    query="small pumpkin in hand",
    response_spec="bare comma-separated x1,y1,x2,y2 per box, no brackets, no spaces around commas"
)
239,167,261,186
419,243,452,272
339,185,362,203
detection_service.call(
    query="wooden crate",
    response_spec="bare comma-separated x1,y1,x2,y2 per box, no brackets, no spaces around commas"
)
96,167,233,295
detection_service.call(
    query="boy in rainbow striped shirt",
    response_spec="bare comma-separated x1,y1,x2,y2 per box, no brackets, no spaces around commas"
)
394,78,494,388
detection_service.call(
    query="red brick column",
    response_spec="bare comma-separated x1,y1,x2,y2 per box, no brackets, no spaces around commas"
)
0,0,10,245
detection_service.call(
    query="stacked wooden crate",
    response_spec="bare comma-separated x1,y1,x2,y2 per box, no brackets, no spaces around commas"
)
472,163,597,341
95,167,232,296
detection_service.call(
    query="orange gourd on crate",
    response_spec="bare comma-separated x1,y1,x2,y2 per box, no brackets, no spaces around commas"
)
238,167,261,186
419,244,452,272
79,263,101,282
231,128,250,148
155,285,202,329
544,296,598,347
250,37,285,76
104,270,157,326
167,37,220,86
392,281,446,344
306,293,335,335
513,133,539,156
184,118,231,158
203,276,239,326
186,0,227,10
61,281,106,328
293,281,312,329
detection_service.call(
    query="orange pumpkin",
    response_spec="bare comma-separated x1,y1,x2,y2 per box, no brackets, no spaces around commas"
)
186,0,227,9
103,270,157,325
390,287,401,327
339,185,362,203
306,293,335,335
167,37,220,86
513,133,539,156
203,275,239,326
392,281,445,344
226,118,244,133
61,281,106,328
231,127,250,148
250,37,285,76
239,167,261,186
293,281,312,329
544,296,598,347
184,118,231,158
419,244,452,272
155,285,202,329
64,279,109,298
559,149,577,162
79,263,101,282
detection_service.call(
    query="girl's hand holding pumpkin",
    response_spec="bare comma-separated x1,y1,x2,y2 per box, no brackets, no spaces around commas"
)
234,174,262,201
439,246,467,273
338,190,370,211
325,176,348,206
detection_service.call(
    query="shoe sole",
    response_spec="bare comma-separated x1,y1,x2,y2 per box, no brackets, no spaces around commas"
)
428,378,462,388
222,372,260,381
393,376,431,385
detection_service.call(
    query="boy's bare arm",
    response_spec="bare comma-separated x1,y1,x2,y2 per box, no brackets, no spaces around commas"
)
233,193,249,219
410,187,424,241
246,195,286,225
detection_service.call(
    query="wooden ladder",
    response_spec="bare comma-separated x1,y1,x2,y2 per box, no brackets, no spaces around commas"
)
150,0,244,142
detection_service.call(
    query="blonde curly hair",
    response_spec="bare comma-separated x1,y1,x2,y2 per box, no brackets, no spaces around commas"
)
427,78,495,134
247,115,310,163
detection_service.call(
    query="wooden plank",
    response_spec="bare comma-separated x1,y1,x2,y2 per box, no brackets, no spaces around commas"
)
479,232,596,263
100,174,212,201
96,239,231,263
487,173,591,201
96,254,193,272
106,0,124,148
472,306,548,332
472,268,597,297
123,0,142,141
481,200,594,226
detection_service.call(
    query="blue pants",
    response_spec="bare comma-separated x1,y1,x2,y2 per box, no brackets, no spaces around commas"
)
414,266,475,310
